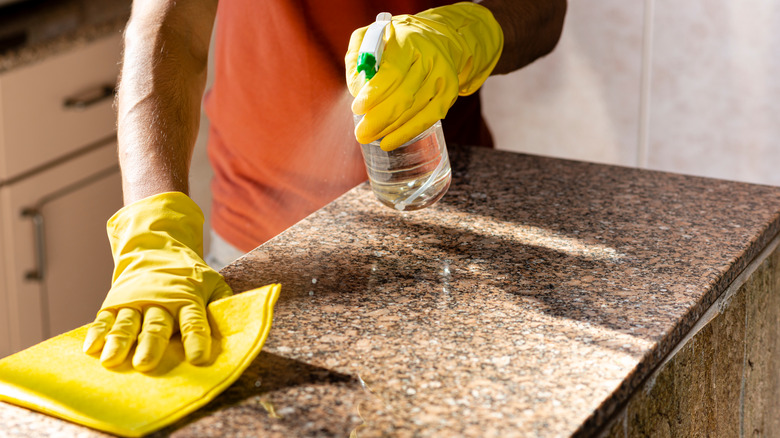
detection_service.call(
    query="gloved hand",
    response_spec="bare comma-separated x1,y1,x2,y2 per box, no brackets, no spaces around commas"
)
346,2,503,151
82,192,233,372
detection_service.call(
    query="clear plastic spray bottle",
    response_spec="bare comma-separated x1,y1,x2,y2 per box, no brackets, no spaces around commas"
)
354,13,452,212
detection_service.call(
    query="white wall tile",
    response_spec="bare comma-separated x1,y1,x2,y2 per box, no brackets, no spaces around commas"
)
647,0,780,186
481,1,645,167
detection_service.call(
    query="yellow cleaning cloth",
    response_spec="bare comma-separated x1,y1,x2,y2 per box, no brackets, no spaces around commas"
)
0,283,281,437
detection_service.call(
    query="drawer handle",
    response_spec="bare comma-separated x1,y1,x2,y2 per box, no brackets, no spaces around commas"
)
63,84,116,110
21,208,46,281
19,164,120,282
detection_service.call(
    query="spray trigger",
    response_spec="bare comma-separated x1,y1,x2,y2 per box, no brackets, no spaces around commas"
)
357,12,392,81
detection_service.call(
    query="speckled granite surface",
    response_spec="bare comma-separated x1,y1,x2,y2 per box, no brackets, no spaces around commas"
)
0,0,130,73
2,146,780,437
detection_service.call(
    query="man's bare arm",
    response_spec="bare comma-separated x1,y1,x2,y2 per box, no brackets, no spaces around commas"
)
117,0,217,205
478,0,567,74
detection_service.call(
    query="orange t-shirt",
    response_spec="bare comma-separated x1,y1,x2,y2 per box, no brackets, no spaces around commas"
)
205,0,491,252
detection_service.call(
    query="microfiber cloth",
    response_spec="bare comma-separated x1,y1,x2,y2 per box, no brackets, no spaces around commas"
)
0,283,281,437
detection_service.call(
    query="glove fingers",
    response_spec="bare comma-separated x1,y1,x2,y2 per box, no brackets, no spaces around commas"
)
354,56,427,145
352,24,415,115
380,107,446,151
368,70,457,151
99,307,141,368
179,302,212,365
352,61,412,117
132,306,175,372
83,310,116,354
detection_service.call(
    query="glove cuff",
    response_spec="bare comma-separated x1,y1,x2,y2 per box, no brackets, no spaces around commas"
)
107,192,205,259
419,2,504,96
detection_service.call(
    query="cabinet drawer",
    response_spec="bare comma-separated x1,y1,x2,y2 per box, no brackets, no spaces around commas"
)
0,34,121,181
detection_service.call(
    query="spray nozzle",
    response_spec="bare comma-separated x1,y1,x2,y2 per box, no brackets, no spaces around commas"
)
357,12,392,81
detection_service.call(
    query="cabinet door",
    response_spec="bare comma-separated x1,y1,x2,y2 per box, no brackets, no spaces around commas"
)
0,142,122,355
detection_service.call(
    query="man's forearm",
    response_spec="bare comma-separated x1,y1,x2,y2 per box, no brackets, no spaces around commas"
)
478,0,567,74
116,0,217,205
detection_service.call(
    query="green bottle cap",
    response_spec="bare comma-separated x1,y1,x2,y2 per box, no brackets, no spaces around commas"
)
357,53,378,80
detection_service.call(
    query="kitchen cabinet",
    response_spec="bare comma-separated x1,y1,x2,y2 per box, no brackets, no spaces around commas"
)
0,145,121,355
0,34,123,358
0,35,121,181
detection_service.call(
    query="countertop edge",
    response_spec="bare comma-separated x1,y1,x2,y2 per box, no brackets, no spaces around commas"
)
0,14,127,74
575,212,780,436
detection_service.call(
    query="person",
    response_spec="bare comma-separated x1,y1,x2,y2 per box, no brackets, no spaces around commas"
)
82,0,567,372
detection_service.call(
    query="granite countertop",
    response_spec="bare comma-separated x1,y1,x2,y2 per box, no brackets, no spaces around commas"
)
2,146,780,437
0,0,130,73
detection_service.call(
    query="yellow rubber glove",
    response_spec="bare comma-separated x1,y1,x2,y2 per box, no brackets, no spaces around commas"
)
346,2,503,151
82,192,233,372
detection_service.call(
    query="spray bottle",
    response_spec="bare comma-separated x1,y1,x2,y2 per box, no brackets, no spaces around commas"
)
354,13,452,212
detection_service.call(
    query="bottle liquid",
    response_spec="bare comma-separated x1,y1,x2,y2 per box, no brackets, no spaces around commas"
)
354,13,452,212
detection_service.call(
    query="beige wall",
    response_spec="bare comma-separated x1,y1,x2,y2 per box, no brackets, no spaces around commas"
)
482,0,780,187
